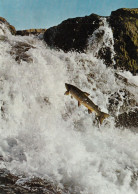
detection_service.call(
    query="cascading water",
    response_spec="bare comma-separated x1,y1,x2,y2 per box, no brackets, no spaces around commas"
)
0,19,138,194
87,17,115,64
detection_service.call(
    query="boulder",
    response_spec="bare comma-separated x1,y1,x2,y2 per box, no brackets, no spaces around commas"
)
44,14,101,52
109,8,138,75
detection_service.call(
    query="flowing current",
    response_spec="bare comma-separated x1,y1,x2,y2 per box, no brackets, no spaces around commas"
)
0,19,138,193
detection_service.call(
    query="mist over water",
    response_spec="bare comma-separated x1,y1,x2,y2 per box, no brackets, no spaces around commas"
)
0,19,138,194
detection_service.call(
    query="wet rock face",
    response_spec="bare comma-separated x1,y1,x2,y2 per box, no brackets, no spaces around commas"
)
109,8,138,75
108,89,137,116
115,108,138,130
107,73,138,129
98,46,113,67
44,14,101,52
107,83,138,130
0,168,67,193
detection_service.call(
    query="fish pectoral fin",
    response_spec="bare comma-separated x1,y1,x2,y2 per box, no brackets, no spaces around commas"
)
64,91,69,95
78,101,81,107
84,92,90,97
71,95,73,99
88,109,92,114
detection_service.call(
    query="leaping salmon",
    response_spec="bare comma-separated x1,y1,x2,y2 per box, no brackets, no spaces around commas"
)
64,83,109,124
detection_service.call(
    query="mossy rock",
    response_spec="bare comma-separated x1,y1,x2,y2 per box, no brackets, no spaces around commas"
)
109,8,138,75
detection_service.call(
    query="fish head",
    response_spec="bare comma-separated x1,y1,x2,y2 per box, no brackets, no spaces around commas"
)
65,83,72,91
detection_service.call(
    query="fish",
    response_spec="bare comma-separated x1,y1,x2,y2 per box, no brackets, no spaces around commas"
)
64,83,109,124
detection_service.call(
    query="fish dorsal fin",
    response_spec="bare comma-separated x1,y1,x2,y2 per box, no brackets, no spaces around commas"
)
78,101,81,107
64,91,69,95
88,109,92,114
84,92,90,97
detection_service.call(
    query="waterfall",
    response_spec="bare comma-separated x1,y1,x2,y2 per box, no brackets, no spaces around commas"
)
0,20,138,194
87,17,115,66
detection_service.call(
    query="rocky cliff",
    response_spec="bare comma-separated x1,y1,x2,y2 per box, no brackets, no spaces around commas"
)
44,14,101,52
1,9,137,74
44,8,138,74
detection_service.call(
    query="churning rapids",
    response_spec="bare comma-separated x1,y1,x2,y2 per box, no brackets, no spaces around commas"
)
0,18,138,194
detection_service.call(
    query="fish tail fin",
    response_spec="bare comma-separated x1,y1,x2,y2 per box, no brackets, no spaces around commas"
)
98,112,109,124
64,91,69,95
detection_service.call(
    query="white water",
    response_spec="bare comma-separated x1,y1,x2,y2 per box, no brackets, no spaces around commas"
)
0,20,138,194
87,17,115,66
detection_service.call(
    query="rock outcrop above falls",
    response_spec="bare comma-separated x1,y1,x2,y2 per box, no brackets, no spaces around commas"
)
44,14,101,52
16,29,46,36
0,17,16,35
109,8,138,75
44,8,138,74
0,17,46,37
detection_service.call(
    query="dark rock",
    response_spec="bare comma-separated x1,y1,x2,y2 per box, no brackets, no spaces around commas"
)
44,8,138,74
86,25,114,66
109,8,138,75
44,14,101,52
16,29,46,36
0,17,16,35
0,168,68,193
108,89,137,116
98,46,113,66
115,73,128,84
0,169,18,185
115,108,138,129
